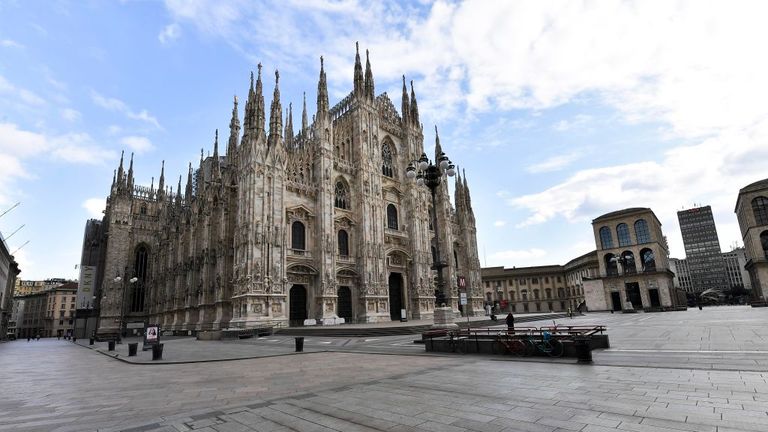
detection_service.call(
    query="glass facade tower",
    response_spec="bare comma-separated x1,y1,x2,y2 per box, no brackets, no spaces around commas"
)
677,205,728,292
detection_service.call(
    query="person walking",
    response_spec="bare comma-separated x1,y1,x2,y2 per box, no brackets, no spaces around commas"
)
505,312,515,335
484,303,491,316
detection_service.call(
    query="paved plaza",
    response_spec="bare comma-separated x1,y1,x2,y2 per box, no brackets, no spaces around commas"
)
2,306,768,432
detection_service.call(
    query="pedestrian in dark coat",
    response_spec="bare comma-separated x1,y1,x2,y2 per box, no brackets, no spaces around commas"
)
506,312,515,334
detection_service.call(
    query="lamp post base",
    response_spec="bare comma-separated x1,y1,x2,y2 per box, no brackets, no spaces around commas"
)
431,306,459,330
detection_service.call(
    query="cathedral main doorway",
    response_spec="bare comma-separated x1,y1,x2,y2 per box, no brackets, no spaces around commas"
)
337,286,352,322
388,273,403,321
289,284,308,326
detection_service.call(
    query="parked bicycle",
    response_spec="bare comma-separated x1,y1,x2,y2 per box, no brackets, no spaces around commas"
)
523,331,564,357
494,333,528,356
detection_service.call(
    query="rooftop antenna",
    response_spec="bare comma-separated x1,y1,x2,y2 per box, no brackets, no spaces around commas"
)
0,202,20,219
12,240,29,255
4,224,24,240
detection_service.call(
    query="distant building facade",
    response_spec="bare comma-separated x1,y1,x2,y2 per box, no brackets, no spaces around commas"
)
735,178,768,300
15,282,78,338
722,247,751,291
671,248,751,294
14,280,45,296
677,206,728,292
90,47,482,338
0,233,20,339
481,251,596,314
586,208,681,311
669,258,693,292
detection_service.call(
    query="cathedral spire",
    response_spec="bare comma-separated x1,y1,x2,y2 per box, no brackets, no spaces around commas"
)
353,42,364,98
317,56,329,117
285,102,294,149
364,48,374,100
176,175,182,205
213,129,219,159
244,71,255,132
401,75,410,124
434,125,443,162
256,63,265,135
463,168,473,210
301,92,308,133
127,152,134,191
157,160,165,201
410,80,420,125
185,162,193,201
228,95,240,158
111,169,116,191
268,70,283,148
117,150,125,184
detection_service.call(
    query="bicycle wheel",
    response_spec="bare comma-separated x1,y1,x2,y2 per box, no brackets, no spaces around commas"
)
522,339,536,356
494,338,510,355
508,339,527,357
548,339,564,357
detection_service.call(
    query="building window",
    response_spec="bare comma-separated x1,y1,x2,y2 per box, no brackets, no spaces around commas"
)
131,244,149,313
751,196,768,225
545,288,552,299
140,205,147,215
640,248,656,272
334,181,349,209
605,253,618,276
617,223,631,246
387,204,398,230
621,251,637,274
557,276,561,282
533,289,540,299
338,230,349,257
599,226,613,249
291,221,306,250
634,219,651,244
544,277,549,283
762,230,768,259
382,142,394,177
532,278,539,284
536,303,541,311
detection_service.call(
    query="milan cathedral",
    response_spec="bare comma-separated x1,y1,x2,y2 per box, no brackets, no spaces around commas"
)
95,45,482,336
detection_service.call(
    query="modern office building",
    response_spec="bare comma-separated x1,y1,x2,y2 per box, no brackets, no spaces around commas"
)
74,219,106,338
735,178,768,300
677,206,728,292
669,258,693,292
723,247,751,291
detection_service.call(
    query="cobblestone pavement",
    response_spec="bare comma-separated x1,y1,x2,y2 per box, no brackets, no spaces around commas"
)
3,306,768,431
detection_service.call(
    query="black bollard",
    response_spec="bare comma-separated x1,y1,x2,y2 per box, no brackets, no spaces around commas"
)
108,340,116,351
574,336,593,364
152,343,164,360
295,337,304,352
128,343,138,356
89,337,94,345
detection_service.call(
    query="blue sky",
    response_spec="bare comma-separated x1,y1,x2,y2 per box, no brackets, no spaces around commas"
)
1,0,767,280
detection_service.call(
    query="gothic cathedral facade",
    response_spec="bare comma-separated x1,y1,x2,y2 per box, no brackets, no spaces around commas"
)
95,46,482,335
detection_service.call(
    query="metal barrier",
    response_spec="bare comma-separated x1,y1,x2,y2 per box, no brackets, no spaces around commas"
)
425,325,607,341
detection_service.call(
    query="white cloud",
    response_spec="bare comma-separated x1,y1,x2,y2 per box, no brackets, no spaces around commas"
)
553,114,592,132
121,136,154,153
91,90,162,129
0,122,116,165
61,108,81,122
488,248,547,266
0,39,23,48
526,153,580,174
82,198,105,218
493,220,506,227
158,23,182,44
0,74,45,107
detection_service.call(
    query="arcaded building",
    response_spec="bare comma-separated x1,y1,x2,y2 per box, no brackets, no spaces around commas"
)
586,208,680,311
735,178,768,301
93,46,482,337
481,251,597,314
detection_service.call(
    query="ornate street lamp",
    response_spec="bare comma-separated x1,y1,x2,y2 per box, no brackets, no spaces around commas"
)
114,275,138,340
406,150,456,313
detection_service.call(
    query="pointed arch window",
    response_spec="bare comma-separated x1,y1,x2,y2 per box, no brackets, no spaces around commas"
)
334,181,349,209
617,223,631,246
291,221,306,250
387,204,398,230
753,196,768,225
599,226,613,249
382,142,394,177
634,219,651,244
131,245,149,313
338,229,349,257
